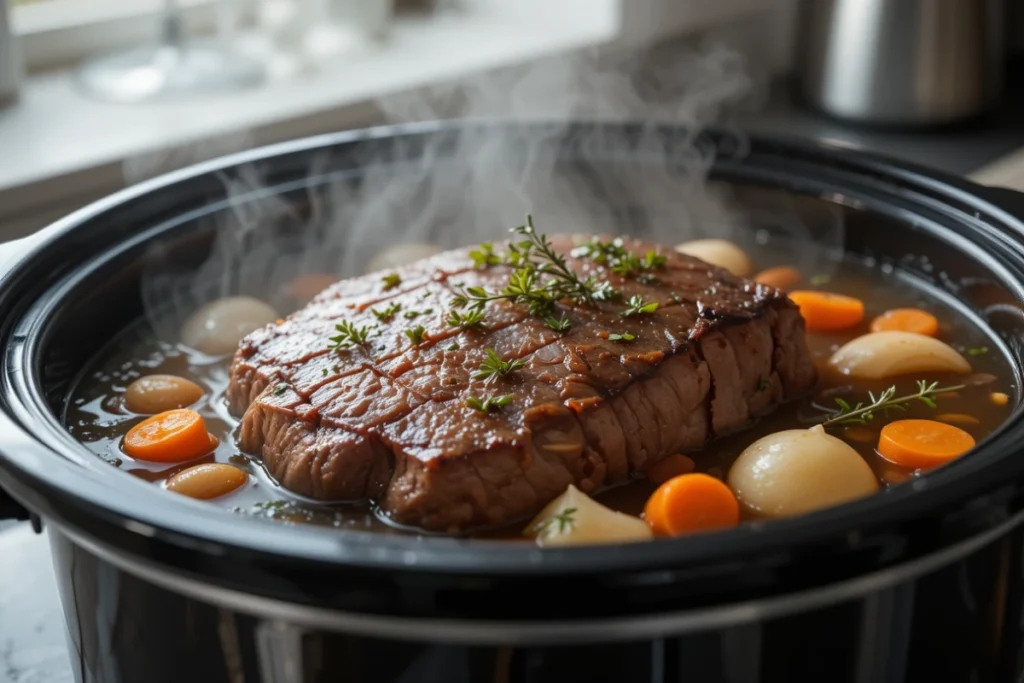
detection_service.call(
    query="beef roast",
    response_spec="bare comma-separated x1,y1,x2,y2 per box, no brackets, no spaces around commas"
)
228,234,817,532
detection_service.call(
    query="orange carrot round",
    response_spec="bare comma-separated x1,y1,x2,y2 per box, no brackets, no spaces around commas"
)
870,308,939,337
643,473,740,537
754,266,801,291
788,291,865,332
123,409,215,463
877,419,975,470
646,454,697,485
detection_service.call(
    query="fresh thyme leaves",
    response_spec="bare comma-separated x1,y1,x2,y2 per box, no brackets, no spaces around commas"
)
608,332,636,342
968,346,989,356
470,242,502,268
472,348,526,382
534,507,577,536
451,216,599,317
465,394,512,414
446,342,460,351
329,321,373,350
757,376,769,392
381,273,402,290
322,368,329,377
809,274,830,287
446,309,487,329
819,380,965,427
642,250,667,270
592,281,621,302
545,314,572,334
371,303,401,322
571,237,667,279
620,295,659,317
404,325,427,346
403,310,422,319
273,383,290,396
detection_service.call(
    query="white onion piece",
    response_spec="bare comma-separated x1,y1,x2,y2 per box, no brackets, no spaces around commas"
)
180,296,278,356
675,239,753,277
727,424,878,519
525,484,653,547
828,331,971,380
367,243,442,273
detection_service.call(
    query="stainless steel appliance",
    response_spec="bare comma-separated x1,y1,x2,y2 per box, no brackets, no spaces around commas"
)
794,0,1006,126
0,0,21,106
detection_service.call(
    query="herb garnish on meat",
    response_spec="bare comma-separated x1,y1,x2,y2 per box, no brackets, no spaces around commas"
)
371,303,401,322
465,394,512,414
404,325,427,346
545,314,572,334
620,295,659,317
473,348,526,382
571,237,666,278
329,322,373,350
446,309,487,329
450,216,601,316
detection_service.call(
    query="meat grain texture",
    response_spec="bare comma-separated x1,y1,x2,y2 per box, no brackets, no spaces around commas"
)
228,235,817,532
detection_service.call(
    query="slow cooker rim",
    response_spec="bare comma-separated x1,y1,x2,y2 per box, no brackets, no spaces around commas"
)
2,120,1024,579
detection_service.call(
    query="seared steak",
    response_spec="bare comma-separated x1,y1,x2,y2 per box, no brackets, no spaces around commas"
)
228,234,816,531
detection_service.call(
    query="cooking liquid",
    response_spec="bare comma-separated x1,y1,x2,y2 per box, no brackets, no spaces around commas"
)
64,256,1015,539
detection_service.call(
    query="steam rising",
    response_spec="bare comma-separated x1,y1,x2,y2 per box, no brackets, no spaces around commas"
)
134,41,844,340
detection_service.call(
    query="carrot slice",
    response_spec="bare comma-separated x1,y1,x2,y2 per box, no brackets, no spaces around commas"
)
643,473,739,537
788,291,865,332
646,454,697,485
123,409,215,463
869,308,939,337
754,266,801,291
877,419,975,470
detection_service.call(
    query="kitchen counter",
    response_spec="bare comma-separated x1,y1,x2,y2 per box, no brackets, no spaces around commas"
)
4,73,1024,683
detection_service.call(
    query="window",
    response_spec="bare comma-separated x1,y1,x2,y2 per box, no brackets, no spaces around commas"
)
12,0,233,72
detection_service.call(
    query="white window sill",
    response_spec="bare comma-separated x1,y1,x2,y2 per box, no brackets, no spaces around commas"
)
0,0,619,235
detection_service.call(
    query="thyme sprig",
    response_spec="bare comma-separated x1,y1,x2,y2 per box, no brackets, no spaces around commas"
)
451,216,599,316
329,321,374,350
620,295,659,317
465,394,512,414
818,380,965,427
545,314,572,334
571,237,666,278
446,309,487,329
371,303,401,322
404,325,427,346
472,348,526,382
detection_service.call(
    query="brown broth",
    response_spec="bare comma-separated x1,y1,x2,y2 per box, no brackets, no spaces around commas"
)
63,255,1015,540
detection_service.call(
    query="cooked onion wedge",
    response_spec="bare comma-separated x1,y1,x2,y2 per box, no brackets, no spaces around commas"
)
828,331,971,380
727,424,878,519
525,485,653,547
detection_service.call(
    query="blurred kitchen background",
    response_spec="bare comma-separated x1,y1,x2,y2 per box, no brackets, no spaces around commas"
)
1,0,1024,244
